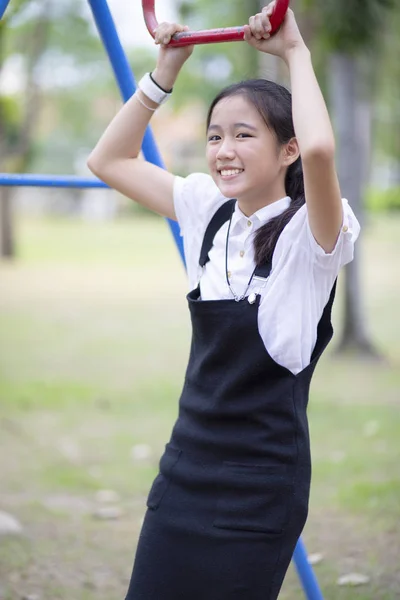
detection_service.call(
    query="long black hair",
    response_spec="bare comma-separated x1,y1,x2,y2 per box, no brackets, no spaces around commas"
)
206,79,305,268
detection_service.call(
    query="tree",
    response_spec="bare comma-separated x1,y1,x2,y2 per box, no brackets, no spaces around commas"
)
314,0,394,356
372,1,400,183
0,0,105,258
0,0,49,258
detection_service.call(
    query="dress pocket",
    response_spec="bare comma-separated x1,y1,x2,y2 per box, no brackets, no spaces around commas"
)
212,462,292,535
146,444,182,511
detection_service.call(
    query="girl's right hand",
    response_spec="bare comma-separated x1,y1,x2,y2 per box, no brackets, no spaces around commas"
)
154,22,194,81
244,2,306,63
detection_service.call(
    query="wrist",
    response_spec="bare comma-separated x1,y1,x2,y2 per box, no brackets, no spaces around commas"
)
149,72,172,94
137,72,172,106
152,66,180,92
283,43,310,66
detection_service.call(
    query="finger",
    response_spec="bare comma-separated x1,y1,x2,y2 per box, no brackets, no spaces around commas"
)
164,23,182,45
267,5,275,17
245,25,269,49
260,10,271,33
157,22,185,45
249,15,260,40
161,32,172,46
263,1,276,17
243,24,252,42
255,13,265,37
257,11,271,40
154,22,170,45
175,23,188,33
252,13,264,40
243,24,257,44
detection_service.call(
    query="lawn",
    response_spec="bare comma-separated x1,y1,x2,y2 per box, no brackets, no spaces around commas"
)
0,213,399,600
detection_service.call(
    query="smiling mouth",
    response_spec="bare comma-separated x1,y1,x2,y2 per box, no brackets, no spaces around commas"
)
219,168,244,178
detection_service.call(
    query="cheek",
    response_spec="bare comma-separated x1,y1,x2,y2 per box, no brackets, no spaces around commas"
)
206,146,217,168
250,146,279,173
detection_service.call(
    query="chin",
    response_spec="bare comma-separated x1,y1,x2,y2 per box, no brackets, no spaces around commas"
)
217,181,246,199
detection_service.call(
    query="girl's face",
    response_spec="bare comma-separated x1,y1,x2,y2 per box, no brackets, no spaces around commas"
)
206,95,287,212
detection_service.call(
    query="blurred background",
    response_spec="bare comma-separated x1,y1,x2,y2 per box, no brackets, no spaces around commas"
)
0,0,399,599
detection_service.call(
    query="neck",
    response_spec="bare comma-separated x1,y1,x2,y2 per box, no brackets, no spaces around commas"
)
237,186,287,217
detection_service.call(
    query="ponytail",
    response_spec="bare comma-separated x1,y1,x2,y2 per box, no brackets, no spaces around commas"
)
254,157,305,267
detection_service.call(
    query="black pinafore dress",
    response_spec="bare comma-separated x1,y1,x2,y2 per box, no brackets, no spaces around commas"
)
126,200,336,600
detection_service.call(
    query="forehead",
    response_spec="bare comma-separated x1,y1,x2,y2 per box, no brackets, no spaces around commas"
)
209,95,266,129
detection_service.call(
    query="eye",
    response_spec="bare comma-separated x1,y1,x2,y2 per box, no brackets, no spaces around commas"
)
208,135,221,142
237,132,252,139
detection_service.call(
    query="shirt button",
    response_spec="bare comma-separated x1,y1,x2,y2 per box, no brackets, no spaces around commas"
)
247,220,252,227
227,271,232,278
240,250,245,257
342,225,349,233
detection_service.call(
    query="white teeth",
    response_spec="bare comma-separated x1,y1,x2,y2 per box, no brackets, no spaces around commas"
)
220,169,243,176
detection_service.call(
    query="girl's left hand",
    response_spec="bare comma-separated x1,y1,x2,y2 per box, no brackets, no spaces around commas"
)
244,2,306,61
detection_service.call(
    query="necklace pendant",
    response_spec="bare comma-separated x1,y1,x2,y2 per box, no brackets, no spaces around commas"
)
248,292,257,305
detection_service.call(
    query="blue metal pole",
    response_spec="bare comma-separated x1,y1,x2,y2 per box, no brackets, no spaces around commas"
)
293,538,325,600
0,174,108,188
86,0,184,264
0,0,11,19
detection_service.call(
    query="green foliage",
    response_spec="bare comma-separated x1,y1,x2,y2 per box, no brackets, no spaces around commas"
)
371,3,400,162
316,0,395,53
367,186,400,212
173,0,260,108
4,1,104,69
0,0,121,174
0,95,21,147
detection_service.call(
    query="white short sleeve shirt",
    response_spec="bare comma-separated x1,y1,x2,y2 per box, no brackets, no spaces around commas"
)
173,172,361,375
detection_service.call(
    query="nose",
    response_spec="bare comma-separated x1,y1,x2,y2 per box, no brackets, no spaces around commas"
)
216,137,236,161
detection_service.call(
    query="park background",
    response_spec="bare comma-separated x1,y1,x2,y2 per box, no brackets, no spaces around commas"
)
0,0,399,598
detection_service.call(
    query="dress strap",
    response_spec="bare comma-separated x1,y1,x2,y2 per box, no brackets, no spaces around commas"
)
198,199,272,280
199,199,236,267
254,261,272,279
310,280,337,362
199,199,272,279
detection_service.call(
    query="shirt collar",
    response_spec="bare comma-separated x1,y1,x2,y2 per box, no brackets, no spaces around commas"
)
230,196,291,234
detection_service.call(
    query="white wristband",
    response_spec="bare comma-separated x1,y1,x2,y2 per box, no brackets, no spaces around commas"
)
137,72,172,106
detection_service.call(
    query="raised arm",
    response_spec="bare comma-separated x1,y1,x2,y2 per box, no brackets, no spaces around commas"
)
87,23,194,220
244,3,343,253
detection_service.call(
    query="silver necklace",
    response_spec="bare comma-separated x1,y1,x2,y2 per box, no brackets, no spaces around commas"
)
225,206,257,303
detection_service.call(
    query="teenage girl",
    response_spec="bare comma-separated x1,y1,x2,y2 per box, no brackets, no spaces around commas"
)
88,3,360,598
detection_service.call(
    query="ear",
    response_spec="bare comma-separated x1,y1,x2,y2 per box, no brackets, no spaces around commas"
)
282,137,300,167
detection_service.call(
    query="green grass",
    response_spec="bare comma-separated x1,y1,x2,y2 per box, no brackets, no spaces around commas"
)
14,215,173,265
0,213,399,599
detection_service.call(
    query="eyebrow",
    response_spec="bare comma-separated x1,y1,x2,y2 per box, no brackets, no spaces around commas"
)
207,122,258,132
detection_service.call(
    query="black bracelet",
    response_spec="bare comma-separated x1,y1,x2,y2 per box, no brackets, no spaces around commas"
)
150,72,173,94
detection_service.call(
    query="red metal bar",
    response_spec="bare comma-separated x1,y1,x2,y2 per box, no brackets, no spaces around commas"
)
142,0,290,47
